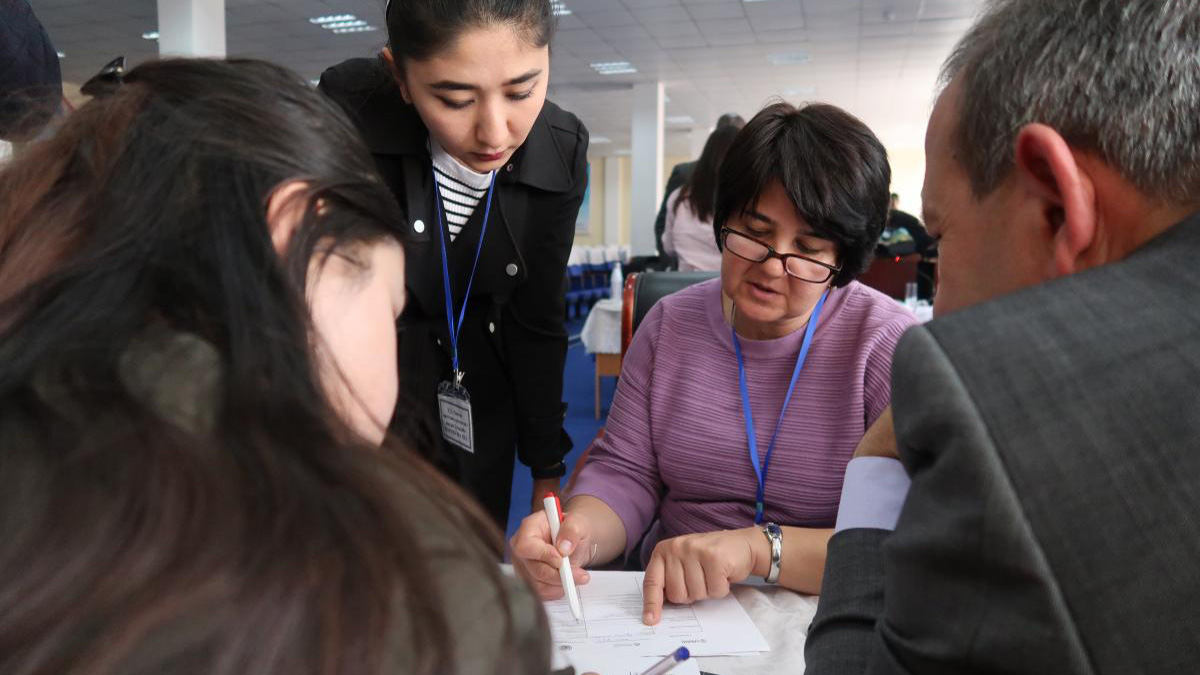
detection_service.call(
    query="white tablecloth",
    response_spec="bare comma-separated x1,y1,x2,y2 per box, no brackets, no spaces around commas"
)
698,584,816,674
579,298,622,355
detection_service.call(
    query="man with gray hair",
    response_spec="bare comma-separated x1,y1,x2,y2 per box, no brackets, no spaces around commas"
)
805,0,1200,672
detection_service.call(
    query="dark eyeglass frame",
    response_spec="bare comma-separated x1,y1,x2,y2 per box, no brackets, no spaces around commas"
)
720,227,841,284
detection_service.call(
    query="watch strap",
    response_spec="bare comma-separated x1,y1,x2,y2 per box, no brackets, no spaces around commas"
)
761,522,783,584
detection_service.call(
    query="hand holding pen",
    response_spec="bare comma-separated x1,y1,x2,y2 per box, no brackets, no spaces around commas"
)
543,493,584,620
509,492,592,601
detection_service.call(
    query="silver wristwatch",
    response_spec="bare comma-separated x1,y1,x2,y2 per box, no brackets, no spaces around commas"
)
761,522,783,584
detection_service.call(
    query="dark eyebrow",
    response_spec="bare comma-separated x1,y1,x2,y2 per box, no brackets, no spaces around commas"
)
504,69,542,86
428,69,542,92
429,80,476,92
746,210,779,228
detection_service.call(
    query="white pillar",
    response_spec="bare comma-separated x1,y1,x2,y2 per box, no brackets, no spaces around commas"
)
629,81,664,257
604,156,622,247
157,0,226,57
690,126,708,159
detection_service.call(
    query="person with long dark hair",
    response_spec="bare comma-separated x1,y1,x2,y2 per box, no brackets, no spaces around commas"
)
319,0,589,526
663,124,742,271
0,58,549,675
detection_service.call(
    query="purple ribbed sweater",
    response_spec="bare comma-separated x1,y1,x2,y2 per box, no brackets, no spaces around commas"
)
571,278,917,563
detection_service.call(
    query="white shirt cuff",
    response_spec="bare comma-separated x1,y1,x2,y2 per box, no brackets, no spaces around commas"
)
834,456,911,533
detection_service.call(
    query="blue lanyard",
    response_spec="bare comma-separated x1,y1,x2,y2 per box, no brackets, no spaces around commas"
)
433,167,497,383
731,290,828,525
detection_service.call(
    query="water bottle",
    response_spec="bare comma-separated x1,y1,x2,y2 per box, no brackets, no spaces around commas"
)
610,262,623,299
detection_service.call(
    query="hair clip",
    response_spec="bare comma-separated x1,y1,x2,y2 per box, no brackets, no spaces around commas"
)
81,56,126,98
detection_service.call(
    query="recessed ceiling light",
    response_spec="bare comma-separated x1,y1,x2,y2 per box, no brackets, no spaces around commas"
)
767,52,811,66
56,51,66,58
666,115,695,125
591,136,612,144
142,30,159,40
310,14,378,34
590,61,637,75
552,1,572,16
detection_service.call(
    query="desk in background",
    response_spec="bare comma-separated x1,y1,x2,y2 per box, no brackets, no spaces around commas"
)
580,297,622,419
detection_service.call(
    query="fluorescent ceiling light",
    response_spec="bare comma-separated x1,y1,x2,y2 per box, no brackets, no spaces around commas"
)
142,30,159,40
310,14,378,34
590,61,637,75
666,115,695,125
768,52,811,66
322,20,368,28
309,14,356,24
591,136,612,144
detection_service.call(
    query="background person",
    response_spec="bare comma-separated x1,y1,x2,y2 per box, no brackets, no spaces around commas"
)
662,124,740,272
654,112,746,260
0,0,62,143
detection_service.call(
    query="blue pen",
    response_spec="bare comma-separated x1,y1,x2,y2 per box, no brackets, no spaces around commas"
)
638,647,690,675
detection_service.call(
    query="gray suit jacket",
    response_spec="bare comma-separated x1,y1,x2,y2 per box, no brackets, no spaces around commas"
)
806,213,1200,674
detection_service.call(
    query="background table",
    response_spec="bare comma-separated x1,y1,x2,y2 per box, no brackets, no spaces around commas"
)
580,297,623,418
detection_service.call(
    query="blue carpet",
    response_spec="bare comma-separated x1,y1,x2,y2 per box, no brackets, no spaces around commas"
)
506,318,618,539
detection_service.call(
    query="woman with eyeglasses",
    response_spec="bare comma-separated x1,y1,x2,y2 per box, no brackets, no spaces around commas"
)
511,102,917,620
318,0,587,527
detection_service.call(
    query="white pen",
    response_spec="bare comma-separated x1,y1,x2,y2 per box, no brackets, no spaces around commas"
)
542,493,583,621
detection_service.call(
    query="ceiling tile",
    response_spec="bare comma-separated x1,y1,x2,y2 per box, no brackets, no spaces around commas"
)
630,5,692,23
578,9,639,28
685,2,745,20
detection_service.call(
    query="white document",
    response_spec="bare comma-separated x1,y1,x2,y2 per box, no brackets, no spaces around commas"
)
552,646,702,675
546,571,770,658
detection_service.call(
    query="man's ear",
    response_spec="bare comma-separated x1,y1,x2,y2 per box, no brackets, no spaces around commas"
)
265,180,310,257
1013,123,1098,277
380,47,411,103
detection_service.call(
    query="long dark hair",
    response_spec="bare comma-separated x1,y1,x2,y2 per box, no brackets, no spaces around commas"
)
673,124,741,223
713,102,891,287
385,0,555,62
0,59,539,675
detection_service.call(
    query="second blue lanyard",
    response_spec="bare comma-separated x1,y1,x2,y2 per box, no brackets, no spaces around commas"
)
731,290,828,525
434,167,497,381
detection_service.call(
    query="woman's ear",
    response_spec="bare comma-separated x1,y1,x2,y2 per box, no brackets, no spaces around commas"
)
266,180,310,257
380,47,411,103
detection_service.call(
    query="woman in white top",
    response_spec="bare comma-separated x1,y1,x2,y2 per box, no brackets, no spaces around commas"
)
663,124,742,271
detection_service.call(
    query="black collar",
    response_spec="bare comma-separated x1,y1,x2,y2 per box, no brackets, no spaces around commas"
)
354,57,573,193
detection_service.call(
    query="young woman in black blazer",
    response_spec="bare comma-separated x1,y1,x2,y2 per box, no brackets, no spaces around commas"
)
320,0,588,526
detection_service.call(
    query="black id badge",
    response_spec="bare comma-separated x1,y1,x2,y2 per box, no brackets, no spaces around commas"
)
437,380,474,453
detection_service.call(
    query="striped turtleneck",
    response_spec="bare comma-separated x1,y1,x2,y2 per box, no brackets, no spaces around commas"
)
430,138,493,242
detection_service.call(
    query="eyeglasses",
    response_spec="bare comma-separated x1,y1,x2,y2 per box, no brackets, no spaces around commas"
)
720,227,841,284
